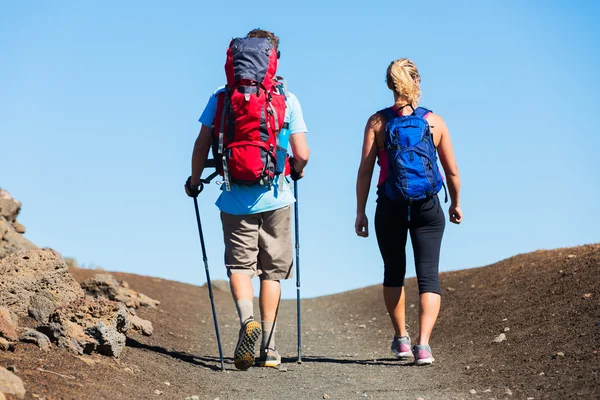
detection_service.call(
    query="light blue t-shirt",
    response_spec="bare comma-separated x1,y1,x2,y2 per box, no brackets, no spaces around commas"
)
199,86,308,215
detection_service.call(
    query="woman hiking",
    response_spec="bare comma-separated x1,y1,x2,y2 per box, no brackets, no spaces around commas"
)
355,58,462,365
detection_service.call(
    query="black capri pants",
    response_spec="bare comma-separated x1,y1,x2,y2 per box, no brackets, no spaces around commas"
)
374,191,445,294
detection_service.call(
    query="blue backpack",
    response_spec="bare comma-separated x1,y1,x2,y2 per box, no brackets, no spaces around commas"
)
378,106,447,203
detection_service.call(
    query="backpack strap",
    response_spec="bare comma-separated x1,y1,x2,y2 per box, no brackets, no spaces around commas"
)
413,106,447,203
414,107,432,118
377,107,398,123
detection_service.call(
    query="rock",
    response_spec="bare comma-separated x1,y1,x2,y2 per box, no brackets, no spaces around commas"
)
130,315,153,336
80,274,122,299
493,333,506,343
81,274,159,309
164,382,170,386
11,222,26,234
0,337,15,351
0,217,38,260
583,293,592,299
205,280,230,292
555,351,565,358
469,389,477,394
465,365,470,370
28,292,57,323
358,324,367,328
0,366,26,398
39,321,97,355
0,308,18,341
0,189,21,223
323,394,330,399
185,396,200,400
85,322,126,357
50,298,130,334
567,254,576,258
0,250,83,316
446,287,456,292
21,329,51,351
504,327,510,332
138,293,160,309
483,389,492,393
46,297,129,357
505,388,513,396
154,389,163,395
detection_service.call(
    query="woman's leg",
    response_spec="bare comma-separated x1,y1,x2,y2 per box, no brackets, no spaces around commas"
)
383,286,408,337
375,196,409,337
409,196,445,345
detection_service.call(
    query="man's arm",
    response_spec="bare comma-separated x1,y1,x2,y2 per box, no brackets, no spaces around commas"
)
190,124,213,187
289,132,309,176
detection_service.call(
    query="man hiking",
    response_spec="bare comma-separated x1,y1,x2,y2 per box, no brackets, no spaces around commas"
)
185,29,310,370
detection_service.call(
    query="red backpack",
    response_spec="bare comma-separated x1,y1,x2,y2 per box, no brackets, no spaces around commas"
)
211,37,287,190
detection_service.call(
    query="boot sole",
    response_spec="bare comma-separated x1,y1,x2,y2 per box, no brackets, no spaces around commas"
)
234,321,262,370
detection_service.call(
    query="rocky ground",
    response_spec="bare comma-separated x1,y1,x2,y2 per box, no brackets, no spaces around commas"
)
0,244,597,399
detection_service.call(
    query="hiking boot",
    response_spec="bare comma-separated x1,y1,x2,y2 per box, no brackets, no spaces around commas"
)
234,318,262,370
412,344,435,366
259,348,281,368
391,335,412,359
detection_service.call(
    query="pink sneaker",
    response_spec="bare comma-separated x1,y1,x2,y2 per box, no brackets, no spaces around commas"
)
412,344,435,365
391,335,412,359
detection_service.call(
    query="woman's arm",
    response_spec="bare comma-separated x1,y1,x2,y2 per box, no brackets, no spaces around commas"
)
429,114,462,224
355,114,383,237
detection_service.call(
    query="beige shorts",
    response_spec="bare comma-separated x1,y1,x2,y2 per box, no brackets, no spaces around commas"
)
221,205,293,281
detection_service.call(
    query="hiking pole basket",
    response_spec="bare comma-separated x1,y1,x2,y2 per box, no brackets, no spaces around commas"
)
294,180,302,363
192,186,225,371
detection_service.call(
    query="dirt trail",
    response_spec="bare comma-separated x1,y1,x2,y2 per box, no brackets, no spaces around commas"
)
1,244,598,399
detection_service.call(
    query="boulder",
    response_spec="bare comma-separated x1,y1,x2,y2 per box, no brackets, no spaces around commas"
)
130,315,154,336
11,221,26,234
0,337,15,351
21,329,51,351
85,322,126,357
45,297,130,357
37,322,96,355
0,250,84,316
28,292,57,323
138,293,160,309
0,217,37,260
0,366,25,398
0,308,18,342
0,189,21,223
81,274,160,309
0,189,36,260
50,297,130,334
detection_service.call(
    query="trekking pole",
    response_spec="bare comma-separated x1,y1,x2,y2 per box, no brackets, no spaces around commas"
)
191,186,225,372
294,180,302,364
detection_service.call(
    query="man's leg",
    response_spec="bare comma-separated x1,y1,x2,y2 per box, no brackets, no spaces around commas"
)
259,279,281,352
230,273,254,324
221,211,262,370
256,206,293,367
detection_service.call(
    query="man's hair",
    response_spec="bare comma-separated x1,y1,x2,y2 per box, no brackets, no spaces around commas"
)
246,29,279,51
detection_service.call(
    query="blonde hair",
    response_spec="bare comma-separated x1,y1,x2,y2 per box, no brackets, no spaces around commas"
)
386,58,421,107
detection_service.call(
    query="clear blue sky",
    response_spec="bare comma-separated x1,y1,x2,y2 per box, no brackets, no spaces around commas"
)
1,1,598,299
